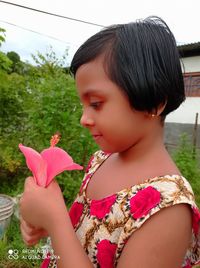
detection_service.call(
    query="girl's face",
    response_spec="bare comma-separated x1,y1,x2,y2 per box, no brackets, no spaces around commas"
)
75,56,153,154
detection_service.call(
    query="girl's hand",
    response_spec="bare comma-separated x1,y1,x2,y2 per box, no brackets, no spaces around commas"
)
19,177,68,232
20,217,48,246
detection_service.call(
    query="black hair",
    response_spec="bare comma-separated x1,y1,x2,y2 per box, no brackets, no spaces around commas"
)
70,16,185,117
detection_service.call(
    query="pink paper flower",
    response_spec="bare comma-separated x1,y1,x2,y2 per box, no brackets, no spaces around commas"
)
69,202,84,227
96,239,117,268
19,134,83,187
130,186,161,219
90,194,117,219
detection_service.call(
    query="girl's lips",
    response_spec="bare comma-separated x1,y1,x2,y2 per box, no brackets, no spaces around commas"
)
92,134,102,141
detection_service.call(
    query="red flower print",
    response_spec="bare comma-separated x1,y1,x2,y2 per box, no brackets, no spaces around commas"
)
192,207,200,235
40,253,51,268
96,239,117,268
90,194,117,219
69,202,84,227
80,174,91,193
183,258,191,268
85,155,94,173
130,186,161,219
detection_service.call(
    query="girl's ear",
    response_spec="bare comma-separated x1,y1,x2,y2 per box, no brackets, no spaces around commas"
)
157,100,167,116
150,101,167,117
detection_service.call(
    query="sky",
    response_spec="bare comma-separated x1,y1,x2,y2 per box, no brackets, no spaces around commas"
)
0,0,200,65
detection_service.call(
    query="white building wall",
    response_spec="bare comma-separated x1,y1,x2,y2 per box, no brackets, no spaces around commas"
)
165,97,200,124
181,56,200,72
165,55,200,124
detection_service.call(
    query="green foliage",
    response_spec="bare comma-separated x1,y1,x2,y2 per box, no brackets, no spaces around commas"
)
7,51,20,64
0,47,98,267
0,46,96,268
0,52,12,72
0,27,6,46
6,51,22,74
31,46,68,69
0,47,97,200
172,134,200,206
0,70,28,175
0,217,42,267
0,29,13,72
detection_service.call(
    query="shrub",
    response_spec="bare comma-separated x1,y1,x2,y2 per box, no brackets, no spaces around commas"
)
0,49,97,200
172,134,200,206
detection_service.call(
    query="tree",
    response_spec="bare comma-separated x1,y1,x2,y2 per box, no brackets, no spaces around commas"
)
7,51,23,73
7,51,20,63
0,27,6,47
0,51,12,72
0,28,12,72
1,48,97,207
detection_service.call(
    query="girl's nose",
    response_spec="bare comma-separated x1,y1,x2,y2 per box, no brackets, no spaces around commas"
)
80,112,94,127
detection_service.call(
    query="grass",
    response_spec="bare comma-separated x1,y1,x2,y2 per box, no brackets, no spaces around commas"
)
0,216,43,268
172,135,200,207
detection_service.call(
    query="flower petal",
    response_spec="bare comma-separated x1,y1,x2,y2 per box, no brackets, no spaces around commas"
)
130,186,161,219
41,147,83,186
69,202,84,228
96,239,117,268
19,144,47,187
90,194,117,219
65,163,84,170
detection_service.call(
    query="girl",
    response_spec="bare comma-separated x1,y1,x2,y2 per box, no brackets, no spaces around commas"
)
20,16,200,268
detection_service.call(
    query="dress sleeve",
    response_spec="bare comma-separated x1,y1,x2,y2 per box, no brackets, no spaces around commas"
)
116,176,200,267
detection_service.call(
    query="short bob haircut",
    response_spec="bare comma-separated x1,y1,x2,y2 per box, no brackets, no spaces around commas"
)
70,16,185,117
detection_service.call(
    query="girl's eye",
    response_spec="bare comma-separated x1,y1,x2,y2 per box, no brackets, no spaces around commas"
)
90,102,102,109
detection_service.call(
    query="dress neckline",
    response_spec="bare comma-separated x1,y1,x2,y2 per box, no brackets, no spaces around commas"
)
82,151,184,203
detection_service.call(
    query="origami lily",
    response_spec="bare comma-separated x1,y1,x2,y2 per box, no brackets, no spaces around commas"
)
19,133,83,187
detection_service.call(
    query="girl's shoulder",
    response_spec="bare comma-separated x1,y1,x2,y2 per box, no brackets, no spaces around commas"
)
73,151,200,267
119,175,200,267
81,151,198,207
81,150,199,220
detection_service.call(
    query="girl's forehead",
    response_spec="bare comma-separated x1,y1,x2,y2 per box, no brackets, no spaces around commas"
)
75,56,124,100
75,59,110,88
76,57,105,75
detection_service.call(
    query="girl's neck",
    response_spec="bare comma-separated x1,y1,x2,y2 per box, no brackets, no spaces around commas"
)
117,125,165,163
110,128,180,182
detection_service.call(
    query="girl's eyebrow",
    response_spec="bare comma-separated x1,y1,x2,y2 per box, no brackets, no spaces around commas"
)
82,88,106,98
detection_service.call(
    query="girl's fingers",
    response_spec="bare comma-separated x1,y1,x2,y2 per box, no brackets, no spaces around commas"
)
20,222,39,246
20,218,48,246
21,217,48,236
24,176,36,189
20,218,37,234
20,177,66,230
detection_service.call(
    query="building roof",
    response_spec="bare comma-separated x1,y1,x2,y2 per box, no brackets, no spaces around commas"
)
178,42,200,57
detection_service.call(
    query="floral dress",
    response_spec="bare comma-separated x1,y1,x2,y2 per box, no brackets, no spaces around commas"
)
42,150,200,268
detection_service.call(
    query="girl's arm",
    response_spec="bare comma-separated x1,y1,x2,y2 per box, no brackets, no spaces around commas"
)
48,207,93,268
117,204,192,268
20,177,192,267
20,177,93,268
